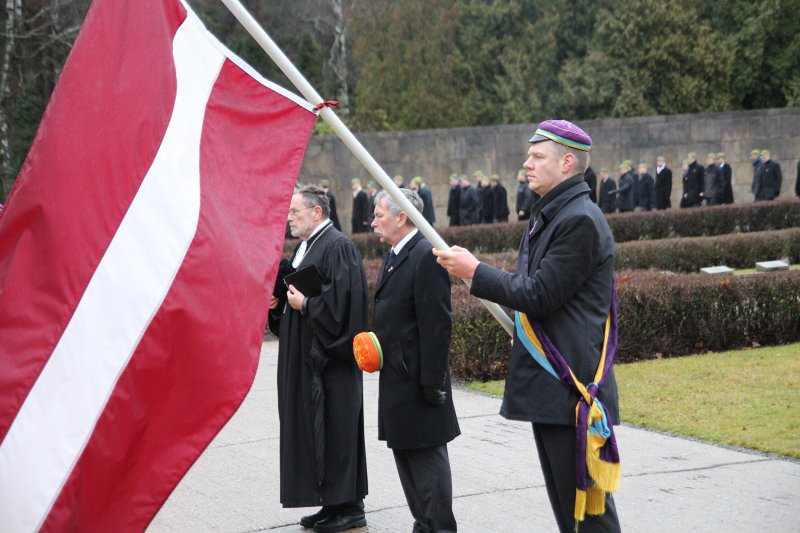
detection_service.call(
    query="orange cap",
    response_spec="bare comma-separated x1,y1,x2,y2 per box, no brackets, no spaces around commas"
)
353,332,383,373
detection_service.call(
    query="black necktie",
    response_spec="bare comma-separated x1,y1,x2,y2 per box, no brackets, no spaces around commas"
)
385,250,397,272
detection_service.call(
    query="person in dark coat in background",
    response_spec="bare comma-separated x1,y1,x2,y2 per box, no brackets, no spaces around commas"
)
371,188,460,533
681,152,704,207
750,149,763,197
366,180,379,229
583,166,597,204
490,174,510,222
351,178,371,233
473,170,485,223
319,179,341,231
410,176,436,226
717,152,734,204
458,175,479,226
515,168,534,221
434,120,621,533
635,162,655,211
268,186,369,532
479,175,494,224
796,159,800,198
654,156,672,209
608,162,635,212
446,174,461,226
754,149,782,201
598,168,616,214
702,152,723,205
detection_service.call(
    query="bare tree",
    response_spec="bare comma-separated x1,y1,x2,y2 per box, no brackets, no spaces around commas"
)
0,0,21,199
304,0,352,117
0,0,88,201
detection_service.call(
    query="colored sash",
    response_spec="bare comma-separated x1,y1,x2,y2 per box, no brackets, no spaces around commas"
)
515,280,620,524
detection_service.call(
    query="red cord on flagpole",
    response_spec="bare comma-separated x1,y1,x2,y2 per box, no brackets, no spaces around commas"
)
313,100,338,112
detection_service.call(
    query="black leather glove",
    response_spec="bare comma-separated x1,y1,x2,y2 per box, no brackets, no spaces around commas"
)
423,387,447,406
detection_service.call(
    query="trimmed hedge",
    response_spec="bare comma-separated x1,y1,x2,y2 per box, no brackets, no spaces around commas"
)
606,200,800,242
326,200,800,260
442,269,800,380
612,228,800,271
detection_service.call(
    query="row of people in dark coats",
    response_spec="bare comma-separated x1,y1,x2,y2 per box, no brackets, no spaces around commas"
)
321,176,437,235
316,148,796,236
446,171,510,226
596,158,674,213
677,152,735,207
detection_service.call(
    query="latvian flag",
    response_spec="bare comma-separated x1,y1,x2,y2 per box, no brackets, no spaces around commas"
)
0,0,316,531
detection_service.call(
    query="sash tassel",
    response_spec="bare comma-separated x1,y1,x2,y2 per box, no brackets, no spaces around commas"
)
515,279,621,525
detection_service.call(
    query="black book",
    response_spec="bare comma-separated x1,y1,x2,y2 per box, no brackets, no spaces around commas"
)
283,264,323,297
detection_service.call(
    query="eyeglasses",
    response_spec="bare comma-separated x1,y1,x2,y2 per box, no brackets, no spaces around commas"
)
288,206,314,217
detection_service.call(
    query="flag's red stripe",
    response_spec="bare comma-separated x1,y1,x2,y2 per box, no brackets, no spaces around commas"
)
42,59,316,532
0,0,186,441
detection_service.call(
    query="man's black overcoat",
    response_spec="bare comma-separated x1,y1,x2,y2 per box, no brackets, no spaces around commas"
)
470,176,620,426
654,166,672,209
372,232,460,449
681,161,704,207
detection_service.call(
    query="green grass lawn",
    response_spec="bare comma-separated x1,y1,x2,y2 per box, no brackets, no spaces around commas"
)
467,342,800,459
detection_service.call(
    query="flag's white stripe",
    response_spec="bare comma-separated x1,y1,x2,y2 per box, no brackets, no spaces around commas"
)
0,20,224,533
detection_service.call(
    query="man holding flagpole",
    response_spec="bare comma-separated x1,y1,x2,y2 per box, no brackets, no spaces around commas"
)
434,120,621,533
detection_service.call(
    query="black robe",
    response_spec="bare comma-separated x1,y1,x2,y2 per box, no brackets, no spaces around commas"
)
270,222,369,508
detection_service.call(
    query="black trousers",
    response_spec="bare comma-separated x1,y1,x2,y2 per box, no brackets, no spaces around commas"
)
392,445,457,533
532,423,621,533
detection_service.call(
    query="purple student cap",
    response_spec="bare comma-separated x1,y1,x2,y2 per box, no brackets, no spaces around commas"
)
528,119,592,152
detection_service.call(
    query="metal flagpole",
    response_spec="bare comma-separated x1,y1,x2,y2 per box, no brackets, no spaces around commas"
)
218,0,514,336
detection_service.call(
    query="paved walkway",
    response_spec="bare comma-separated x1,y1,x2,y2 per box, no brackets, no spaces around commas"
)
150,340,799,532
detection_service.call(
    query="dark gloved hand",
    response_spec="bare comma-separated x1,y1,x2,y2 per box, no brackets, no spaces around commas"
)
423,387,447,406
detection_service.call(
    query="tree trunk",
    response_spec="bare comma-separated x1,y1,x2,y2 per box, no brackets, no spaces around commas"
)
0,0,20,200
329,0,350,117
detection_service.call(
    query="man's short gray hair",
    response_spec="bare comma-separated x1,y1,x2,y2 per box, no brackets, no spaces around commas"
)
375,189,423,227
550,141,591,175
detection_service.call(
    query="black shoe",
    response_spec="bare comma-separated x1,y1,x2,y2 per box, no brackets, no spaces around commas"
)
300,507,335,528
313,513,367,532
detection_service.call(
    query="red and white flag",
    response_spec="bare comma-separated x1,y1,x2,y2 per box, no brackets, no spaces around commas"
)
0,0,316,531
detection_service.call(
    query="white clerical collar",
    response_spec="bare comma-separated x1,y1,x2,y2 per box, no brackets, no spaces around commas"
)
392,228,418,255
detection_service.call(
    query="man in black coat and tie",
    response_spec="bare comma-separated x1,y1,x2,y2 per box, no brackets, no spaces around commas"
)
371,188,460,533
435,119,621,533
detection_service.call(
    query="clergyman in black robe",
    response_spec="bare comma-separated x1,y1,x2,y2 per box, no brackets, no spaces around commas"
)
269,185,369,531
